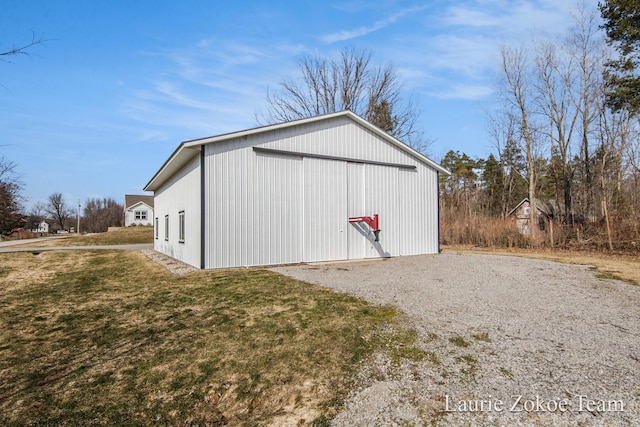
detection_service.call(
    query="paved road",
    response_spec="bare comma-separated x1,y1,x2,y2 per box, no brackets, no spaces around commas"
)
0,236,72,248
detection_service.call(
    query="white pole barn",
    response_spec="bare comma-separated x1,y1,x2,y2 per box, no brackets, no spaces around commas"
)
144,111,450,269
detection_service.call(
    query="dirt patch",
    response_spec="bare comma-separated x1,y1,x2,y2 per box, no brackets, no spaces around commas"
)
272,253,640,426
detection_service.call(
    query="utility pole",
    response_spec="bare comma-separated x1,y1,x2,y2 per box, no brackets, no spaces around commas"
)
77,201,81,234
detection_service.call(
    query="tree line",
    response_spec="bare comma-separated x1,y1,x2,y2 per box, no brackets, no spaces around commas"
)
439,3,640,251
19,194,123,234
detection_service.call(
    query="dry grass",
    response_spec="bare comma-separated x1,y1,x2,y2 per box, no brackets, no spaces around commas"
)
0,249,419,426
443,244,640,286
15,226,154,247
441,215,640,252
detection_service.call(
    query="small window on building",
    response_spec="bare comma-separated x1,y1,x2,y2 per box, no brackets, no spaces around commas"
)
155,217,158,239
135,210,147,220
178,211,185,243
164,215,169,241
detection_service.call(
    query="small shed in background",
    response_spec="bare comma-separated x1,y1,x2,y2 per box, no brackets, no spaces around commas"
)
508,198,553,235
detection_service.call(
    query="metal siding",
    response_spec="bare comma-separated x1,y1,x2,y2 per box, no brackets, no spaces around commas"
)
153,155,201,268
205,144,247,269
255,152,303,266
204,143,304,268
198,117,440,269
303,158,348,262
426,167,440,253
399,168,422,255
398,166,440,255
363,164,399,258
347,163,366,259
261,117,415,167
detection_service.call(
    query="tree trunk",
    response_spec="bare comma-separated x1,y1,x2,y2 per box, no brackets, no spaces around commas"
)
600,151,614,251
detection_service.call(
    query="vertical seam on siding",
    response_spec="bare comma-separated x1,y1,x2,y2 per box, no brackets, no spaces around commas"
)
437,171,441,253
200,145,206,269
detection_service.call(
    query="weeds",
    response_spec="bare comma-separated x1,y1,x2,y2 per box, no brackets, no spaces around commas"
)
448,335,471,348
499,367,514,378
471,332,491,343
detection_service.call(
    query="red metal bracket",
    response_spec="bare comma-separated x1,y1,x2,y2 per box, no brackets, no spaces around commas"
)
348,214,380,241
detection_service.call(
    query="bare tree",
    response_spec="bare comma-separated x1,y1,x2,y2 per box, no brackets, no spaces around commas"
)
0,157,23,234
261,46,427,152
567,6,607,222
499,45,543,242
83,197,123,233
534,40,578,224
24,202,46,231
45,192,72,231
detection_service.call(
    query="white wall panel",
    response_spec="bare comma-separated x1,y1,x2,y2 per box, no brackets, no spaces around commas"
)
153,155,201,268
198,116,441,269
204,144,304,269
347,163,366,259
303,158,348,262
255,152,303,266
259,116,421,168
398,167,440,255
363,164,399,258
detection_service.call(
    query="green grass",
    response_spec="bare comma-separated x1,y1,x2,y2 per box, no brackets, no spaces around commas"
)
499,367,514,378
471,332,491,343
0,249,417,425
448,335,471,348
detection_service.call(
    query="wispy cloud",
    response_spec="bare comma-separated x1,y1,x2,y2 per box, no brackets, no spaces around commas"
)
321,4,429,43
429,84,494,101
123,38,292,138
409,0,600,103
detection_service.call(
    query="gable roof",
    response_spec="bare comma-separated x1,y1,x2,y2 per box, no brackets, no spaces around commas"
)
144,110,450,192
124,194,154,209
507,198,552,217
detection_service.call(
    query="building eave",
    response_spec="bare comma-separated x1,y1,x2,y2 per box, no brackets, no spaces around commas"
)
144,144,201,192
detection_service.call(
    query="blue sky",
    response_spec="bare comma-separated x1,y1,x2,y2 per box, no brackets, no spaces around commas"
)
1,0,600,210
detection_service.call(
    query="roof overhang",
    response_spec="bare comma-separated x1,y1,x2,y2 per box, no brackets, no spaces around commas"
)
144,144,201,192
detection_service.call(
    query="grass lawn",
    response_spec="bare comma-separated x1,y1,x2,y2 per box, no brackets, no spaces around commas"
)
0,249,423,426
16,226,154,247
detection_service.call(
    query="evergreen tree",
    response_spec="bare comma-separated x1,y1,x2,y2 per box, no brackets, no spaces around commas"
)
482,154,504,216
600,0,640,113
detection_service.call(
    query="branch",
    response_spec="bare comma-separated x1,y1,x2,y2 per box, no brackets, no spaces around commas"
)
0,32,47,60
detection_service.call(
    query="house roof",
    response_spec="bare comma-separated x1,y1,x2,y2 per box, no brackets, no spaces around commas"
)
144,110,450,192
124,194,154,209
507,198,553,217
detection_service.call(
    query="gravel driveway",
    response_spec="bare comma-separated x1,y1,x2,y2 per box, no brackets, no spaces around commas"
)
271,253,640,426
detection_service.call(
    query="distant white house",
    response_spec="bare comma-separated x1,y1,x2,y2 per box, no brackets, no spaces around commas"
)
32,220,49,234
124,194,154,227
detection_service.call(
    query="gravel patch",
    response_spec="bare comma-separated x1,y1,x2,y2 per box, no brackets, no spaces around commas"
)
141,249,199,275
271,253,640,426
